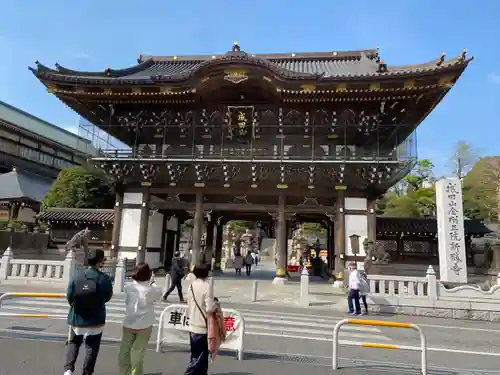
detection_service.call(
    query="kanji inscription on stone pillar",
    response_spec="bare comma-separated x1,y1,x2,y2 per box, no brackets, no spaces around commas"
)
436,178,467,283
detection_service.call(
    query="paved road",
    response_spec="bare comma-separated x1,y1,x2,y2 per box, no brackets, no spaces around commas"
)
0,335,488,375
0,292,499,372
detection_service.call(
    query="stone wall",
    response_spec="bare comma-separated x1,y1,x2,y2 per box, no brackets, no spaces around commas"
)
0,230,48,256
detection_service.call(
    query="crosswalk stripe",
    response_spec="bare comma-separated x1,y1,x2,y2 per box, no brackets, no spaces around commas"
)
0,297,391,342
2,301,382,333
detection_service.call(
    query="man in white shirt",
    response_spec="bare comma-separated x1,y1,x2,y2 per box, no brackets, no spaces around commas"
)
347,262,362,315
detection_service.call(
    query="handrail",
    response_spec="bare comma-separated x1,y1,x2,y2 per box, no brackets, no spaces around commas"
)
333,318,427,375
0,292,72,343
0,292,66,307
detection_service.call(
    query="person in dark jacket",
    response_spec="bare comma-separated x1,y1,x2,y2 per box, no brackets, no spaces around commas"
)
64,249,113,375
162,251,185,302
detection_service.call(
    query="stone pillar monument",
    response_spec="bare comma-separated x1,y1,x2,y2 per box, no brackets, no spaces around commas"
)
240,229,255,254
290,227,307,266
436,178,467,283
221,226,235,269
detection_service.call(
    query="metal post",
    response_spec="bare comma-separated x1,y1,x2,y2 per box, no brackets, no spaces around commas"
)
251,280,258,302
300,268,310,306
414,324,428,375
332,318,427,375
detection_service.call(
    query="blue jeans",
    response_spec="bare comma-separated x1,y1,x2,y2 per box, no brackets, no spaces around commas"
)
185,333,209,375
347,289,361,314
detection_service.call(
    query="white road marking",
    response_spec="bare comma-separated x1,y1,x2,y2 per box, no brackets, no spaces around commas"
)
4,298,500,334
0,299,390,342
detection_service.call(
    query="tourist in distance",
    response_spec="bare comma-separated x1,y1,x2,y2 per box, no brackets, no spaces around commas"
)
233,252,243,276
119,262,163,375
63,249,113,375
358,270,370,315
162,251,186,302
185,264,216,375
347,261,362,315
244,250,254,276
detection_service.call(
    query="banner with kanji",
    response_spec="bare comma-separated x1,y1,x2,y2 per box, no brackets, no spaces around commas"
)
156,304,244,359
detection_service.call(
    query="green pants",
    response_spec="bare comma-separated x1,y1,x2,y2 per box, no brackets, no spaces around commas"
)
118,326,152,375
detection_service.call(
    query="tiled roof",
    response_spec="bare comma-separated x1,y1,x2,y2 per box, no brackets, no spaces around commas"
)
377,217,491,235
30,45,472,84
37,208,114,223
0,169,52,203
36,208,491,236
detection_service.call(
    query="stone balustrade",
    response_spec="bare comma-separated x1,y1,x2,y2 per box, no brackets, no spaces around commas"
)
368,274,428,298
367,265,500,321
0,248,125,293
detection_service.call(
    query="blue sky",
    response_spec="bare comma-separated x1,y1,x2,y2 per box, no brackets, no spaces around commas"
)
0,0,499,174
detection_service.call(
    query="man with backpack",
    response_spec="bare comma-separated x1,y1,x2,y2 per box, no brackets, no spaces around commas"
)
162,251,185,302
64,249,113,375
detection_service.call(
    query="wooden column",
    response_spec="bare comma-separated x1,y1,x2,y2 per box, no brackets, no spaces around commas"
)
137,186,151,264
175,219,182,254
334,189,346,279
213,220,224,273
273,194,288,284
367,199,377,242
204,219,215,267
326,220,335,271
191,191,204,267
111,183,124,258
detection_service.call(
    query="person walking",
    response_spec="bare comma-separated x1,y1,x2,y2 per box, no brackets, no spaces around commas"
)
63,249,113,375
244,251,253,276
358,270,369,315
119,263,163,375
185,264,216,375
347,262,362,316
233,253,243,276
163,251,185,302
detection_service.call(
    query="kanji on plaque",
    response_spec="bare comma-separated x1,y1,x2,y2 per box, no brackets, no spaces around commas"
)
224,316,236,332
168,311,183,326
168,310,189,327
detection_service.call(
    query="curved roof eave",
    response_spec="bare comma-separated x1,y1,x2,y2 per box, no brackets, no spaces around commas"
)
28,58,156,79
29,52,472,86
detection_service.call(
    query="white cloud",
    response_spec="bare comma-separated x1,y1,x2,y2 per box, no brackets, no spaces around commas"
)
489,74,500,85
73,51,90,60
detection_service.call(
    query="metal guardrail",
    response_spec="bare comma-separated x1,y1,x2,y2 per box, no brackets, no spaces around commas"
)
0,293,67,318
333,318,427,375
0,292,72,343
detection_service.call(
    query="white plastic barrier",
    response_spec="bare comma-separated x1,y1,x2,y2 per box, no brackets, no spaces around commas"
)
156,303,245,360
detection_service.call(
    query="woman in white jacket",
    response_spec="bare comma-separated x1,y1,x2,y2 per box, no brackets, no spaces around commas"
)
185,264,216,375
118,263,163,375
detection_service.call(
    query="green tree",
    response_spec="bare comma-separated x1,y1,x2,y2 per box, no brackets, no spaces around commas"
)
462,156,499,220
301,222,326,236
42,166,114,209
449,141,479,180
227,220,252,235
403,159,434,191
382,186,435,217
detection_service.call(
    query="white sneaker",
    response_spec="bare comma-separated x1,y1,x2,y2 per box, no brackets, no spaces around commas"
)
63,370,73,375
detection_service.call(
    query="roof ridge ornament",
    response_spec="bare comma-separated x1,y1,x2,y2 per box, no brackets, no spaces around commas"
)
232,41,241,52
436,52,446,66
377,59,387,73
459,49,467,62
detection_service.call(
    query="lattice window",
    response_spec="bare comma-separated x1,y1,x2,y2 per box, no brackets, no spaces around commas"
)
375,240,398,253
403,240,432,253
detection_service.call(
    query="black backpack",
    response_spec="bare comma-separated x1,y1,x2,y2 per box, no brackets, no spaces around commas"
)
72,271,100,317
